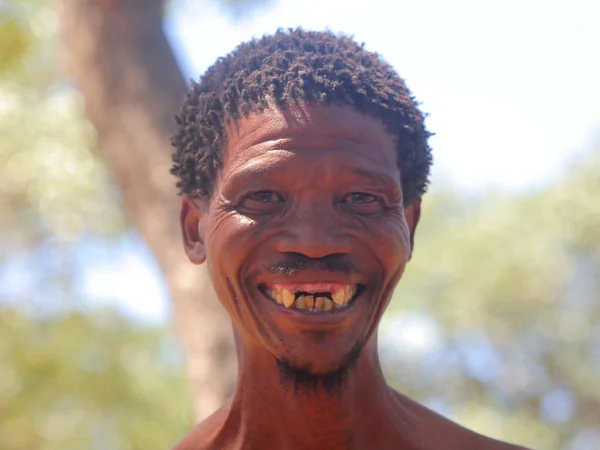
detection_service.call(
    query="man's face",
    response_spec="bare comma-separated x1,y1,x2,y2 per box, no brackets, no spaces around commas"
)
181,103,420,376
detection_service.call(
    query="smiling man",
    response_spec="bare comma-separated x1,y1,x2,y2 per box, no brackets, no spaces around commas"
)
171,28,527,450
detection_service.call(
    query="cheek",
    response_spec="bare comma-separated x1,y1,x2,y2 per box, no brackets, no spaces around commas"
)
371,215,412,269
206,212,259,268
204,213,262,320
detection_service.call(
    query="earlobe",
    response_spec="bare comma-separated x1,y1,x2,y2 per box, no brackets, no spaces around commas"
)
180,197,207,265
404,201,421,260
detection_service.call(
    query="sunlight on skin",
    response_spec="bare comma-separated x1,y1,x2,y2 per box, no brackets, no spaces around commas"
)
172,100,528,449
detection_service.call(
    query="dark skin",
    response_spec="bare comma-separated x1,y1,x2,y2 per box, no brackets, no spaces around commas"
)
175,103,529,450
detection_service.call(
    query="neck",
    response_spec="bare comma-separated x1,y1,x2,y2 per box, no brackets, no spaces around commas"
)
219,332,423,450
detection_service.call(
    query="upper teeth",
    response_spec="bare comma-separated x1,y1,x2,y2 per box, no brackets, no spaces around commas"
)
281,289,295,308
268,285,357,311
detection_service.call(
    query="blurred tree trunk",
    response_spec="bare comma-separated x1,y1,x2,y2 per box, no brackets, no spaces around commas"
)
59,0,236,421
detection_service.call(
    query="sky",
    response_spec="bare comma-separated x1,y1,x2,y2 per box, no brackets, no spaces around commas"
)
168,0,600,191
82,0,600,324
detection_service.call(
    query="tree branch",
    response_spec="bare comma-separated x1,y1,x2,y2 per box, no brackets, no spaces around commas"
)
59,0,236,420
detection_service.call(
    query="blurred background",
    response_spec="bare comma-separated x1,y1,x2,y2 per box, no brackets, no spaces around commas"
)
1,0,599,449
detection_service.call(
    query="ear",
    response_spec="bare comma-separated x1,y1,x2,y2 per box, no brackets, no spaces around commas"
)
180,197,208,265
404,201,421,260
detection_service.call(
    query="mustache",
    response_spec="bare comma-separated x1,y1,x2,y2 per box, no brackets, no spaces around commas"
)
267,253,361,276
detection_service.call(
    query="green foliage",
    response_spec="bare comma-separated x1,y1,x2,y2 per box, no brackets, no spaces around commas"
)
0,16,31,76
0,0,125,250
1,3,193,447
384,148,600,449
0,84,125,244
0,307,194,450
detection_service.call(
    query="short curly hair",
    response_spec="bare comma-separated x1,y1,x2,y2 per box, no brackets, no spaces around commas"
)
171,28,433,204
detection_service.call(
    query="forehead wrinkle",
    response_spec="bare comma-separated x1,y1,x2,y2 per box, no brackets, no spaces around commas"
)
225,105,395,153
224,148,294,181
228,132,384,161
227,136,396,174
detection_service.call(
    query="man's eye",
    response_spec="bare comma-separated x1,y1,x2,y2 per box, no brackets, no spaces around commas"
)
238,190,285,214
247,191,283,203
342,192,378,204
340,192,384,216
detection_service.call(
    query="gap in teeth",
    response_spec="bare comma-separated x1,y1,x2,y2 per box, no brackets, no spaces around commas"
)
295,291,331,300
266,285,357,310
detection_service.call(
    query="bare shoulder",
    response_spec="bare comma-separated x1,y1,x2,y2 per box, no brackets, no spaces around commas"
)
171,421,213,450
393,391,531,450
448,417,532,450
171,425,209,450
442,414,532,450
474,435,532,450
446,421,532,450
171,403,232,450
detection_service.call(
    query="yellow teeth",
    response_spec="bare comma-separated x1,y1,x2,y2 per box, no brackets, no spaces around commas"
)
272,288,295,307
332,290,345,305
349,286,357,301
314,296,334,311
332,286,355,306
295,295,307,309
314,296,326,310
281,288,295,308
271,290,281,304
268,286,358,311
305,296,315,309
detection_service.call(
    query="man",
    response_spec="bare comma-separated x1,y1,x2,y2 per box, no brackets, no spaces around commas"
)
171,28,528,450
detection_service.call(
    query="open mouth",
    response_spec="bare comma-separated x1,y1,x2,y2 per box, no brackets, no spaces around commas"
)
259,283,365,312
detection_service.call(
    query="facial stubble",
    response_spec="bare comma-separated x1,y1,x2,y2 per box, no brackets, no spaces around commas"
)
275,337,366,396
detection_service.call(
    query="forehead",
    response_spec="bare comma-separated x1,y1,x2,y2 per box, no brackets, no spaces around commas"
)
222,104,399,177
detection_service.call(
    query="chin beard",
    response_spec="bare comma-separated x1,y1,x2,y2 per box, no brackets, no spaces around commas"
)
275,339,365,396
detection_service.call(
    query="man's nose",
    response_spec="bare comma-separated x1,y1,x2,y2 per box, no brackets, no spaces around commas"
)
274,208,352,259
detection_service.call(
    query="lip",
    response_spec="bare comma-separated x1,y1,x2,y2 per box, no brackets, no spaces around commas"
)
255,270,365,287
